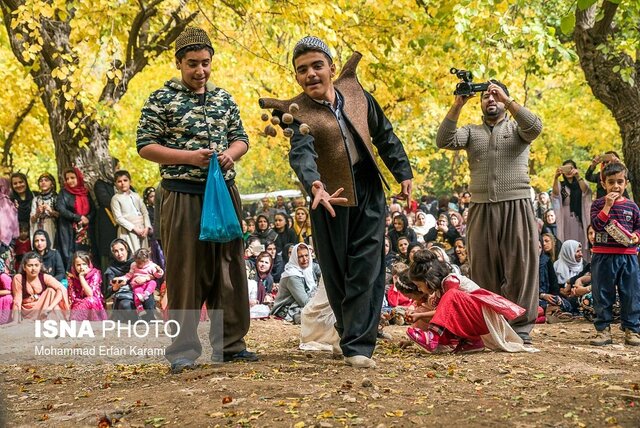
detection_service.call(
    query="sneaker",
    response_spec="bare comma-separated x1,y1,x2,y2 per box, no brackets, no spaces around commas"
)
517,332,533,345
344,355,376,369
453,338,485,354
624,329,640,346
406,327,440,352
590,327,613,346
212,349,259,363
170,357,197,374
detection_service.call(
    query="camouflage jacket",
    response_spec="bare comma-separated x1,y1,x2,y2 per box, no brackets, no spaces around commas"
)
136,78,249,182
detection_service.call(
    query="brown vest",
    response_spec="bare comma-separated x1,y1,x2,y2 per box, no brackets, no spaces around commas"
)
259,52,385,206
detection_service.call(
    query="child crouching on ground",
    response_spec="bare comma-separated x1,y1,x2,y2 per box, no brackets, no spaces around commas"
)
588,162,640,346
406,250,537,354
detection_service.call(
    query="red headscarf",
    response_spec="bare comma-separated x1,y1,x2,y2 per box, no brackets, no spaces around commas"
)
64,167,90,216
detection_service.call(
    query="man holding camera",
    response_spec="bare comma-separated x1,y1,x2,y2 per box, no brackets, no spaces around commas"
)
436,81,542,344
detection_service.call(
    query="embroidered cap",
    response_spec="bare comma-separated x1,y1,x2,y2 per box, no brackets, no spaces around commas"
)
175,27,214,55
292,36,332,67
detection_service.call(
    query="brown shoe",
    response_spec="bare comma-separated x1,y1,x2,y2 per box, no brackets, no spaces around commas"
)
590,327,612,346
625,329,640,346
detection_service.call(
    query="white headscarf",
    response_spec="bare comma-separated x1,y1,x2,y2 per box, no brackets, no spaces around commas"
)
554,240,583,284
280,243,316,289
412,211,436,242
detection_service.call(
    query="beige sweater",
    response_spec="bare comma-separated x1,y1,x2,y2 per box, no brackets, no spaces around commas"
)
436,107,542,203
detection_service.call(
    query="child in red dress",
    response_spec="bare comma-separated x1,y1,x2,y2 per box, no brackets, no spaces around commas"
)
406,250,537,353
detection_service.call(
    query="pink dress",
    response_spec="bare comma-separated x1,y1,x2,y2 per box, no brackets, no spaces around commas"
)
68,268,108,321
0,272,13,324
429,274,538,353
124,261,162,309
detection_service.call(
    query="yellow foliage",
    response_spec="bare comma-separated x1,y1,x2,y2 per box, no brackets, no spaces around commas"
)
0,0,624,198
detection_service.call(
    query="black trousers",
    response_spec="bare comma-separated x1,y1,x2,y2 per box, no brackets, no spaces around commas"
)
310,164,386,357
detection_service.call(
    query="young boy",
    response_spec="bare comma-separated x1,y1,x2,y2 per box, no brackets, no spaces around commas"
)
589,162,640,346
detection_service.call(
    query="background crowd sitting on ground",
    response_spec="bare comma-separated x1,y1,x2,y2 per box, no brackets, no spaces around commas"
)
0,151,635,330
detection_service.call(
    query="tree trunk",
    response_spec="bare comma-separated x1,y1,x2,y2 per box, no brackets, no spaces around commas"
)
1,97,35,170
0,0,197,187
574,1,640,201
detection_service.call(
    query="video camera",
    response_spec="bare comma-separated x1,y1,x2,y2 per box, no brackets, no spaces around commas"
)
450,68,489,96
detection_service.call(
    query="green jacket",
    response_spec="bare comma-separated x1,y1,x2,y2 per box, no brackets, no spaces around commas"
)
136,78,249,183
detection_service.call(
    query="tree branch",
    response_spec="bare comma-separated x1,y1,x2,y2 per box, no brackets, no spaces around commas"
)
2,97,36,167
593,0,619,37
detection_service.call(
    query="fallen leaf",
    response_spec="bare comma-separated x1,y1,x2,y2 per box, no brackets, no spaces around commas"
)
522,407,549,414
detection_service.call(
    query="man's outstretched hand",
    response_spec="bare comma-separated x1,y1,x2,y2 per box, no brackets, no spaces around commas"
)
311,181,348,217
395,179,413,201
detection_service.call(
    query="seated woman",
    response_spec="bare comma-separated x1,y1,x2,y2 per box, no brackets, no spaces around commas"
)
541,232,561,263
449,211,465,237
265,241,284,284
569,225,608,322
423,214,460,251
538,238,560,313
271,243,316,324
552,240,584,314
10,252,69,322
395,236,411,264
103,239,136,322
252,214,277,245
67,251,108,321
273,212,297,255
406,250,536,354
541,209,559,239
388,214,417,253
412,211,436,244
247,251,274,318
453,237,470,276
31,230,65,282
0,258,13,324
292,207,312,244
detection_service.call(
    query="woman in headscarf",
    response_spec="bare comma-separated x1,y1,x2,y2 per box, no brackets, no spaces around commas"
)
31,230,65,282
554,240,585,286
271,243,316,324
411,211,436,244
541,209,559,239
388,214,417,253
292,206,312,244
103,238,136,321
56,167,95,270
9,172,34,226
549,240,584,315
247,251,274,318
273,212,297,255
252,214,277,245
448,211,465,237
0,178,19,256
551,160,592,254
29,173,59,243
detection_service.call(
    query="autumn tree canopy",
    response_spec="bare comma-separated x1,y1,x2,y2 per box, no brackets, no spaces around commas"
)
0,0,636,200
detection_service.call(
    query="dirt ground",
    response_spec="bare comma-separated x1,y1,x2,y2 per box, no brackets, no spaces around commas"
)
1,318,640,428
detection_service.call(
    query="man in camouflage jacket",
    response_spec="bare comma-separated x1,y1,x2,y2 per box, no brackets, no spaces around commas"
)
137,27,256,373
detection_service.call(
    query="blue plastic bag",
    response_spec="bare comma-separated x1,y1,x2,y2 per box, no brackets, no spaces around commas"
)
199,157,243,242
